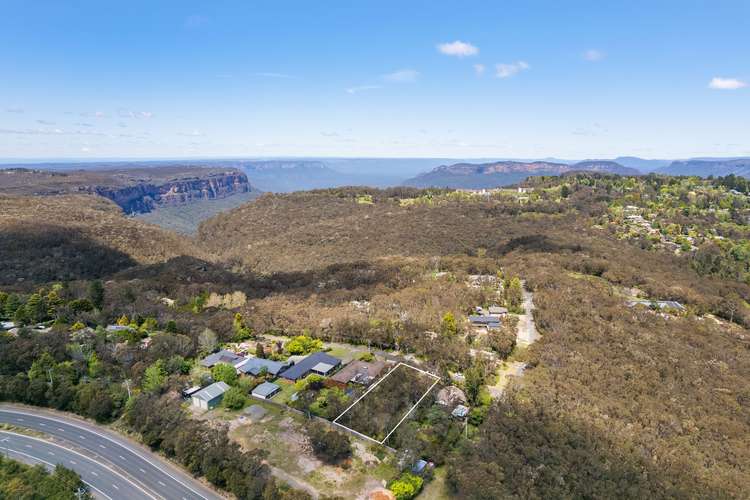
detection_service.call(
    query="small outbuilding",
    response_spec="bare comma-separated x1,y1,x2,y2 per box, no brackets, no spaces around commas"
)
191,381,230,410
252,382,281,400
452,404,470,419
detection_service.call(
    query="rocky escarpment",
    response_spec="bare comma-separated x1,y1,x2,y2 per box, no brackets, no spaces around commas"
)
88,171,252,214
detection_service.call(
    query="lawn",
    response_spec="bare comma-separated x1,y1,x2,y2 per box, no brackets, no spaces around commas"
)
270,378,298,405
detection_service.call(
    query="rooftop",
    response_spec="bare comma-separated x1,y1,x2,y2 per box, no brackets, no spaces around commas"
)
330,359,387,385
235,357,291,376
192,381,230,402
280,351,342,380
252,381,280,398
200,349,246,368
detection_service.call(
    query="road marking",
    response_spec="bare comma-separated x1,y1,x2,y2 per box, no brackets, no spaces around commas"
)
39,422,46,426
158,480,166,486
79,435,86,440
47,451,55,456
70,460,77,465
112,484,119,490
0,444,114,500
91,471,99,477
57,428,65,432
0,409,211,499
0,430,158,500
99,444,106,449
119,455,126,460
140,468,147,473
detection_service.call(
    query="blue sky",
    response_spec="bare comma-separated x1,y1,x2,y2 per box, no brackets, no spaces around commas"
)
1,0,748,159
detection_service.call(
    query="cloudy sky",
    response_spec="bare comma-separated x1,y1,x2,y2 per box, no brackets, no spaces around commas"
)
1,0,748,159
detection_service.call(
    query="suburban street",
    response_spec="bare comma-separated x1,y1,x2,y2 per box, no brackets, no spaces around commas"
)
0,405,222,500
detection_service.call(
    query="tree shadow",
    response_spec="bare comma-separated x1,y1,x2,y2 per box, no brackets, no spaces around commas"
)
0,225,137,285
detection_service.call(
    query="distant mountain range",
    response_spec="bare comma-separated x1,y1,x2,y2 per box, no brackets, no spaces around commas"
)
3,156,750,193
402,160,640,189
655,158,750,177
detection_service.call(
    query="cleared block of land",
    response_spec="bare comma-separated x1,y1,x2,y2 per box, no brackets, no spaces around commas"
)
334,363,439,444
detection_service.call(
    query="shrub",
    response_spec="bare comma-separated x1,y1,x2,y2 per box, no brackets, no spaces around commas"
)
222,387,248,410
389,473,423,500
211,363,238,386
306,422,351,464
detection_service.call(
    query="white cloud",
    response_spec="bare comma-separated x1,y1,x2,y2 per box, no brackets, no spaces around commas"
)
5,107,24,113
708,77,747,90
474,64,486,76
495,61,530,79
437,40,479,57
583,49,604,62
346,85,381,94
36,119,55,125
137,111,153,118
382,69,419,82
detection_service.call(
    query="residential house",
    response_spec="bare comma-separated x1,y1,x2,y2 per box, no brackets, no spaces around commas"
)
252,382,281,400
235,357,292,377
191,381,230,410
200,349,245,368
280,352,342,381
329,359,387,387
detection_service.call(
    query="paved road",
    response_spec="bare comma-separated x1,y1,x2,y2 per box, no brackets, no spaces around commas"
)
0,430,148,500
0,406,222,500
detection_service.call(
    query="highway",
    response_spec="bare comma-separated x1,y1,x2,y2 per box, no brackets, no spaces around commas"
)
0,406,222,500
0,430,148,500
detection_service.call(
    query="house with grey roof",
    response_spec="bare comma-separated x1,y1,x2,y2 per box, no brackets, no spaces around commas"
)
235,357,292,377
279,352,342,381
191,381,230,410
200,349,245,368
252,381,281,399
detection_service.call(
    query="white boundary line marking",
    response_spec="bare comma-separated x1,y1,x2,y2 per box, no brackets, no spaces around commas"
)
0,409,207,499
332,362,440,444
0,430,158,500
379,377,440,444
0,447,113,500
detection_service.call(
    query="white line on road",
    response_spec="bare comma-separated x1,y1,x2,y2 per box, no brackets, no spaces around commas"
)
0,409,208,499
0,445,113,500
91,471,99,477
112,484,119,490
0,430,158,500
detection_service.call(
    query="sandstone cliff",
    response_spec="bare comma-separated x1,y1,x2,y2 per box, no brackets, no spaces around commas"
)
89,171,252,213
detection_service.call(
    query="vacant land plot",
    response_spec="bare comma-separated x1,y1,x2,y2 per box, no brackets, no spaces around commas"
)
335,363,440,444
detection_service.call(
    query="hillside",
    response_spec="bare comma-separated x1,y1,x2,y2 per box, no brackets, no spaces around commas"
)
0,194,203,284
402,160,639,188
658,158,750,177
3,176,750,498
